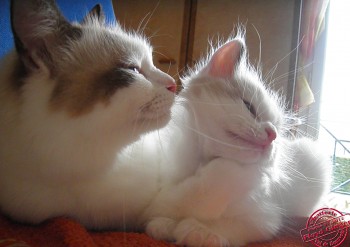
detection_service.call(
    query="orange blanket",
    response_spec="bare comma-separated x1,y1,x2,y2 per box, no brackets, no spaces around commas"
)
0,214,348,247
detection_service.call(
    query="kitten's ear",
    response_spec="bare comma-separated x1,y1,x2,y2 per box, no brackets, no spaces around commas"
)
82,4,106,25
11,0,81,73
204,40,244,79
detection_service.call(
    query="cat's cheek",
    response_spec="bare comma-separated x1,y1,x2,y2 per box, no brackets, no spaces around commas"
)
124,81,175,129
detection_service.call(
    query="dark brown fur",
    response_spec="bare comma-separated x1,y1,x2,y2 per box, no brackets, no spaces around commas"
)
50,66,134,116
10,0,138,117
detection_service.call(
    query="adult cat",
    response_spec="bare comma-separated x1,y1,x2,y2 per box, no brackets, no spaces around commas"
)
0,0,176,229
143,32,331,246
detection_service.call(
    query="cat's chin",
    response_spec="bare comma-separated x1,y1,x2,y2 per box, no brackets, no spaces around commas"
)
233,144,274,165
138,110,172,129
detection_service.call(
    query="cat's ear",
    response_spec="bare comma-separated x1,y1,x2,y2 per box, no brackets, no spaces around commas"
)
82,4,106,25
203,40,244,79
11,0,81,73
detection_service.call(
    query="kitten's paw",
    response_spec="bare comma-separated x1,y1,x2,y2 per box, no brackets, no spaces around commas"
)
174,218,229,247
145,217,176,241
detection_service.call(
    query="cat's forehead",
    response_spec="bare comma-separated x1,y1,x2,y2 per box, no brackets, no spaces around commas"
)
185,75,240,100
72,24,152,66
48,24,153,116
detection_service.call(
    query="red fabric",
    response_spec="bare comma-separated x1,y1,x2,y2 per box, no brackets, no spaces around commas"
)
0,214,349,247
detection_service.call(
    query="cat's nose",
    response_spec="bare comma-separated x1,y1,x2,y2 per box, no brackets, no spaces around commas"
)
166,83,177,93
161,74,176,93
151,67,176,93
265,126,277,144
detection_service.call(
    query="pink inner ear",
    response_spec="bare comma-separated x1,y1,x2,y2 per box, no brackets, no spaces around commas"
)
206,40,242,79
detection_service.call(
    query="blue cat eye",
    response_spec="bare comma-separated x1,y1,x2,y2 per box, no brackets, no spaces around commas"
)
127,66,140,74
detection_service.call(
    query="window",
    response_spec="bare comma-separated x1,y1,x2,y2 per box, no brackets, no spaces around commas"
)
319,0,350,213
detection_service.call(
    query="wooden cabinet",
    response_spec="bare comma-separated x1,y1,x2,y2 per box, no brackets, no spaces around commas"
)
114,0,186,82
114,0,301,104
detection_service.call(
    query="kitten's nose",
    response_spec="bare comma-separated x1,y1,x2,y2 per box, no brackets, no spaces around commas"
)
265,126,277,144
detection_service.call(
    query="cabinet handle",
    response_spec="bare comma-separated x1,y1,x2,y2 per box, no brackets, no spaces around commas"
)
158,58,177,65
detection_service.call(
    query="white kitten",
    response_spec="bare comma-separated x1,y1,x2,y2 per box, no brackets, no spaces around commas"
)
0,0,176,229
143,31,331,246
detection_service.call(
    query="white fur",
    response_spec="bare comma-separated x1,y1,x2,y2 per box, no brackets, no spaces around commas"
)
0,2,175,229
142,35,331,246
1,3,331,243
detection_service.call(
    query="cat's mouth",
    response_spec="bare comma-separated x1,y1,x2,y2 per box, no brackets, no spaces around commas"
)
226,131,273,151
138,95,174,122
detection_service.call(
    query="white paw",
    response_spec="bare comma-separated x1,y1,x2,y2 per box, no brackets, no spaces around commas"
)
145,217,176,241
173,218,229,247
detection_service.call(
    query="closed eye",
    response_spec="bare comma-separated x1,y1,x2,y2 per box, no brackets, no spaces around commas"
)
127,66,140,74
243,99,256,117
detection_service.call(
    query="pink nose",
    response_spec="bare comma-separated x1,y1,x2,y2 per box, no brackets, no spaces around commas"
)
166,83,177,93
265,127,277,143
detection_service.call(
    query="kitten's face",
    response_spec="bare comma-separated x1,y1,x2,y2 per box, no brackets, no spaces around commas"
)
10,1,176,140
182,39,285,164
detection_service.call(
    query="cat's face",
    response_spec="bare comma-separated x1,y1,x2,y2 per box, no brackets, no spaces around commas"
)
181,38,285,164
10,0,176,142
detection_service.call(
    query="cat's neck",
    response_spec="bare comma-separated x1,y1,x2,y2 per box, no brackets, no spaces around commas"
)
162,103,205,183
